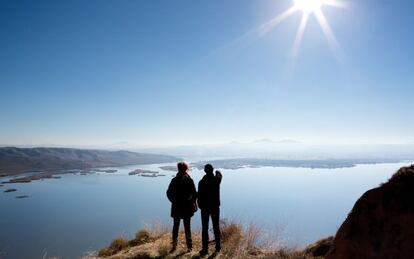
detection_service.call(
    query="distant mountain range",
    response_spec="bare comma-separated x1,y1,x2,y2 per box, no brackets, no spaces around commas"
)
0,147,178,176
135,142,414,161
251,138,301,144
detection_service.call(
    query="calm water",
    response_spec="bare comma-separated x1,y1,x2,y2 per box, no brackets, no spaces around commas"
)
0,162,411,259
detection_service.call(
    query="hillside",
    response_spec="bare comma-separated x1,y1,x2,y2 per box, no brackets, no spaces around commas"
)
326,164,414,258
0,147,178,176
90,220,333,259
92,165,414,259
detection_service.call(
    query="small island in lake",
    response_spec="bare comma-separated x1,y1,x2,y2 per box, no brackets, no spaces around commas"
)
4,188,17,193
94,169,118,173
2,173,63,184
79,170,96,175
159,165,177,171
16,195,29,199
128,169,165,177
141,174,157,177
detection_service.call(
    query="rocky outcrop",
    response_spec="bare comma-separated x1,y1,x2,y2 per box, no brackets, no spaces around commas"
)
304,236,334,257
327,165,414,259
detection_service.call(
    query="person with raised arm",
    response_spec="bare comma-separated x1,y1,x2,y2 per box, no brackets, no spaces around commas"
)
197,164,222,256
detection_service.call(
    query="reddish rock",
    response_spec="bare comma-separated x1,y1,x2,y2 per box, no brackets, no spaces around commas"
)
327,165,414,259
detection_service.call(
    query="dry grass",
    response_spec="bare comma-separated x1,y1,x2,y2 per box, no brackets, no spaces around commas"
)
97,222,169,258
128,229,152,246
219,219,286,257
94,219,331,259
98,237,129,257
146,221,169,238
156,237,170,258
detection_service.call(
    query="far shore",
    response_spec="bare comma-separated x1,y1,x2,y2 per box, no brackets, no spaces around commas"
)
0,168,118,184
2,158,411,185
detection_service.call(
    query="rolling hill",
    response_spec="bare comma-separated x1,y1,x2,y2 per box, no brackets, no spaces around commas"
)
0,147,178,176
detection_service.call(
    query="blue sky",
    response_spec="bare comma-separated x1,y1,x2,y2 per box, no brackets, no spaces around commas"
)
1,0,413,146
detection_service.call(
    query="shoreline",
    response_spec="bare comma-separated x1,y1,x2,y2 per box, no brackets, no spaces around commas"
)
1,159,411,180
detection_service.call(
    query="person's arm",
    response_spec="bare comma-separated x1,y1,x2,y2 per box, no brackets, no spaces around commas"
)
215,170,222,184
197,181,203,208
166,180,175,203
191,179,197,202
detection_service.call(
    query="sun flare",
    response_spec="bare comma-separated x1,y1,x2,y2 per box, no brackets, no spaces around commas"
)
294,0,325,13
246,0,348,61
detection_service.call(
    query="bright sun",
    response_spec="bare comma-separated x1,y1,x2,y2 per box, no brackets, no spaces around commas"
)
247,0,347,60
294,0,325,13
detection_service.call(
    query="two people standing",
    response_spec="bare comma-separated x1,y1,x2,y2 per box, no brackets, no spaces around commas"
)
166,162,222,255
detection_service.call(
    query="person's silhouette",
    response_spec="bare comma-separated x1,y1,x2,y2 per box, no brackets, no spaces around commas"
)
166,161,197,252
197,164,222,255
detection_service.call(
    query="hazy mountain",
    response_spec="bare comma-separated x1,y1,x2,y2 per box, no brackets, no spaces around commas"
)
135,142,414,161
0,147,178,176
252,138,275,144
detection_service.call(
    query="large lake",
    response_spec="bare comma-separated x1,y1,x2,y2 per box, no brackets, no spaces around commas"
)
0,161,411,258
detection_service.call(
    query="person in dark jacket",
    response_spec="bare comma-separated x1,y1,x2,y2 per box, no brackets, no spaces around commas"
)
166,161,197,252
197,164,222,255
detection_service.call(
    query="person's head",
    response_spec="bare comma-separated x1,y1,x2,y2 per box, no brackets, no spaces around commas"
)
177,161,190,173
204,164,214,174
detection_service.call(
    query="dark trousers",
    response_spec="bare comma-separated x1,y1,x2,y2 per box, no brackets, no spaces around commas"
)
201,207,221,250
172,217,192,248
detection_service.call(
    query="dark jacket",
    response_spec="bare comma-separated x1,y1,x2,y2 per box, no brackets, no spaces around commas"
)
167,172,197,218
197,171,222,209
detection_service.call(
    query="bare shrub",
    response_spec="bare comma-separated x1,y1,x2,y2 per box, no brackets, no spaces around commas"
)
245,222,264,250
136,229,151,243
221,219,243,243
98,237,129,257
147,221,169,238
218,218,288,258
156,237,170,257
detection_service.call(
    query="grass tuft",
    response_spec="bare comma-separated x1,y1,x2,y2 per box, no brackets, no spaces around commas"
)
134,229,152,244
98,237,129,257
